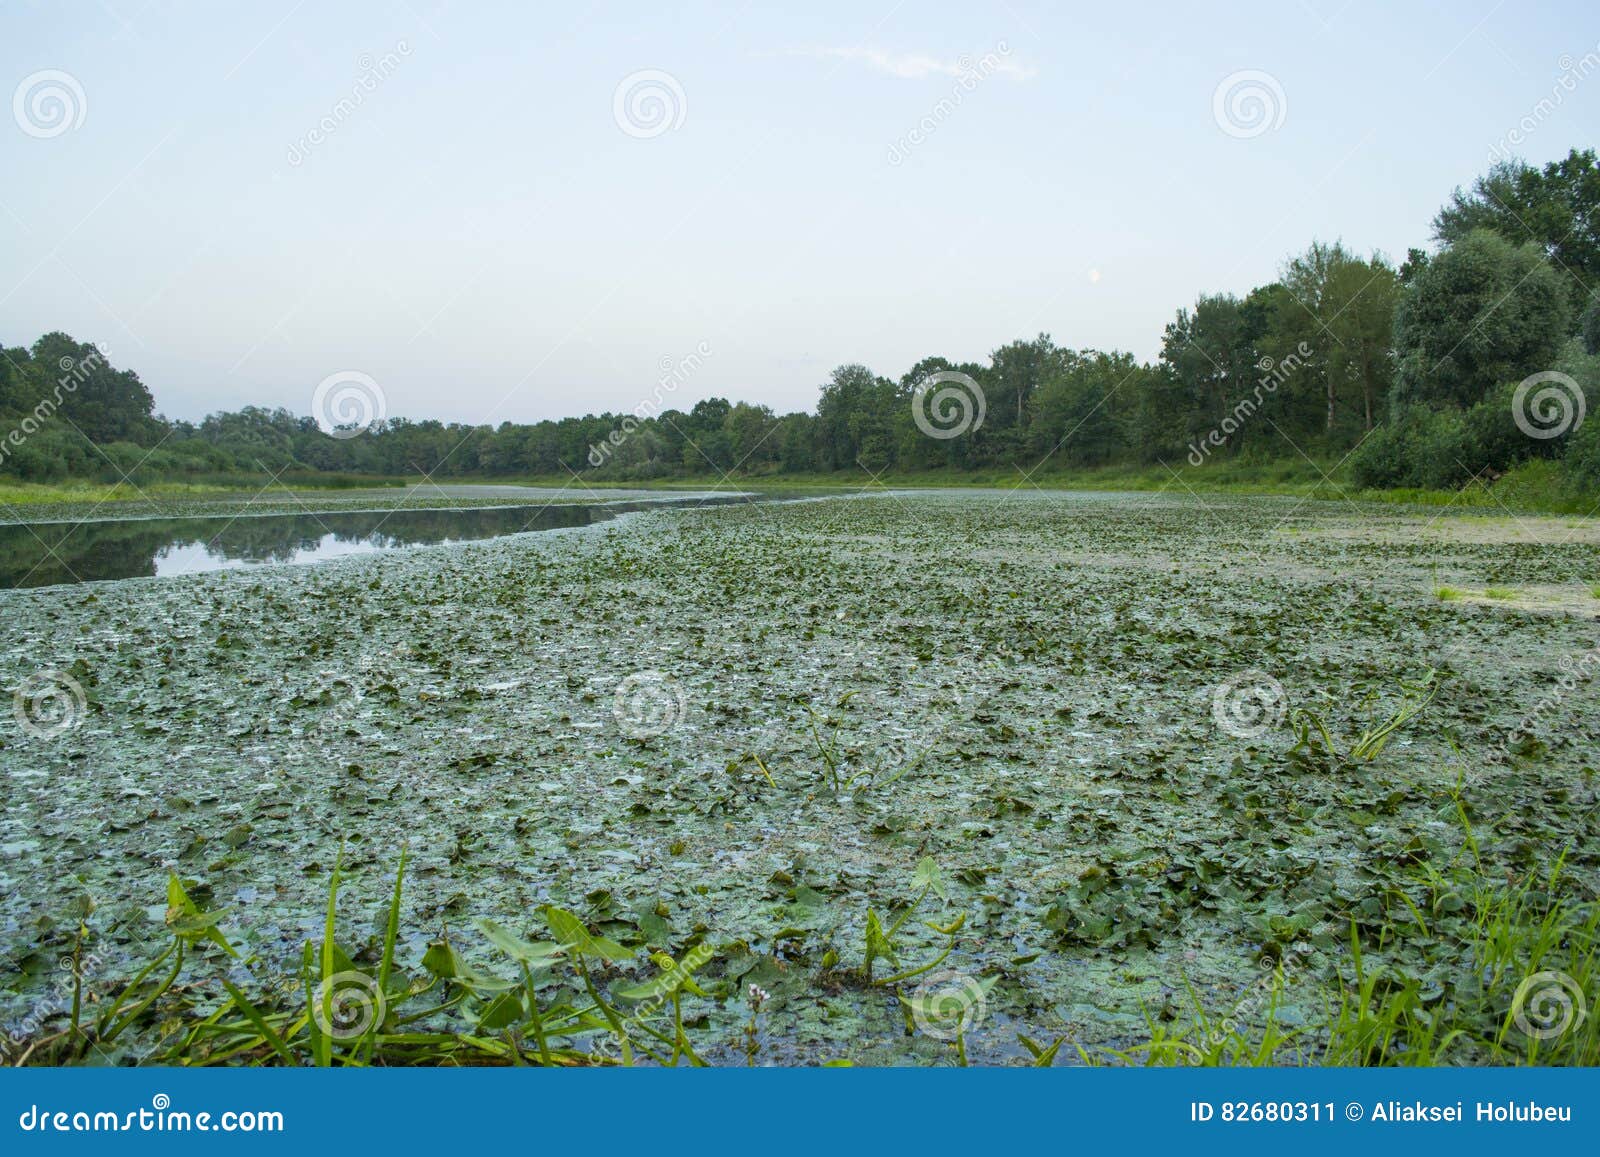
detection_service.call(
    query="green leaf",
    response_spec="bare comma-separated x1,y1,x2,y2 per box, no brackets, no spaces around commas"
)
614,944,715,1001
476,990,525,1030
544,906,632,962
1016,1032,1064,1067
220,979,297,1065
475,918,566,968
165,874,237,957
864,908,899,972
912,856,945,899
423,937,517,995
421,938,462,979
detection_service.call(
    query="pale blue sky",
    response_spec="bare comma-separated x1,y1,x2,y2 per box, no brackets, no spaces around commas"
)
1,1,1596,424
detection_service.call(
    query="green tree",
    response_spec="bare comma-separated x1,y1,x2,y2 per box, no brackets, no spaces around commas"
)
1393,229,1570,409
1272,243,1398,436
1434,149,1599,319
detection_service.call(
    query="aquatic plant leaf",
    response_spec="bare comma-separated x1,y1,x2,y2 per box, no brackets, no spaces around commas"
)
475,918,566,968
544,906,632,962
476,990,524,1030
864,907,899,974
165,873,237,957
912,856,946,900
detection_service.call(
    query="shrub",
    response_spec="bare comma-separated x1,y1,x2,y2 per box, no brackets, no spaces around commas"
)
1351,407,1477,490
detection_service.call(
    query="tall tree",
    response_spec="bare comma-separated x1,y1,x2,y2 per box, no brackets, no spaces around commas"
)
1433,149,1599,322
1273,243,1398,435
1393,229,1571,409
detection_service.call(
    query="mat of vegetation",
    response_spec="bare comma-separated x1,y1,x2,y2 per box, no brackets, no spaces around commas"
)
2,491,1597,1065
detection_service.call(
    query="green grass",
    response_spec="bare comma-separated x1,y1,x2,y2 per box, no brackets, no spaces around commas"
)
1484,587,1516,600
1435,586,1464,601
8,453,1596,514
16,804,1594,1068
1099,800,1599,1067
0,473,409,507
15,851,655,1067
517,457,1600,515
0,480,239,506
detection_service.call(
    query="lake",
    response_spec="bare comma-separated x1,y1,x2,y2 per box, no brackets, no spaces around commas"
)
2,490,1596,1064
0,492,759,589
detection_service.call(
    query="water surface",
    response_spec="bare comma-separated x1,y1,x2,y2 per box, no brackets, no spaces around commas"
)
0,496,750,589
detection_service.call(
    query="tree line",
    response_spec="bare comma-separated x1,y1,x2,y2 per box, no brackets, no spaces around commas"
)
4,149,1598,492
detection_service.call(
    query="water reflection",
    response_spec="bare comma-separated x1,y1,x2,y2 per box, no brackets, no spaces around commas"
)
0,500,703,589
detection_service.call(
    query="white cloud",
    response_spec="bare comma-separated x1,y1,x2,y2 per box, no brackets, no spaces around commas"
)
784,45,1037,82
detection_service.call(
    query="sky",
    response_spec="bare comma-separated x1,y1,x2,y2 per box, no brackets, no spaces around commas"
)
1,0,1597,426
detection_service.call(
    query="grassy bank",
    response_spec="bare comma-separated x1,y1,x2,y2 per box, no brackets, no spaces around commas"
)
4,458,1595,517
0,473,409,508
516,458,1600,516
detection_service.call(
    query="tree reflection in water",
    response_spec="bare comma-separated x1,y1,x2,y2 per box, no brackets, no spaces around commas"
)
0,502,632,588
